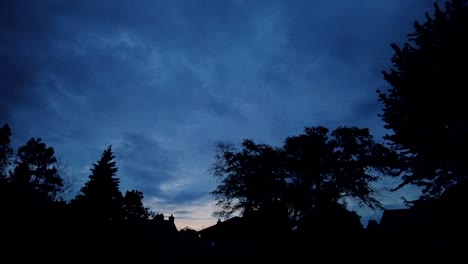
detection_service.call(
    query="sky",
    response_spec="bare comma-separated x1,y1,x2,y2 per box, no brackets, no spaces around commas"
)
1,0,444,231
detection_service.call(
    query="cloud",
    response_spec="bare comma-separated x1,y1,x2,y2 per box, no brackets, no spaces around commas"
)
1,0,442,228
112,132,177,196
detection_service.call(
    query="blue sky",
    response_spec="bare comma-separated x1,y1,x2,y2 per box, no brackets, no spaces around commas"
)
1,0,442,230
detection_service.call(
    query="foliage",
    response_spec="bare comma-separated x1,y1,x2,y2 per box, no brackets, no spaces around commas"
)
8,137,64,203
377,0,468,199
0,124,13,177
123,189,152,222
210,126,396,231
211,139,287,219
73,145,123,223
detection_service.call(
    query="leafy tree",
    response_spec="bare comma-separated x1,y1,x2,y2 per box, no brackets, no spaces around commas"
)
0,124,13,178
327,126,397,208
377,0,468,199
9,137,64,203
73,145,123,223
123,189,151,223
211,139,290,239
210,126,396,232
211,139,288,218
284,126,396,230
0,124,13,217
0,135,66,252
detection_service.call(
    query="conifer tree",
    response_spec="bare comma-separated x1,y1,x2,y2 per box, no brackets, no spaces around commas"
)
74,145,123,223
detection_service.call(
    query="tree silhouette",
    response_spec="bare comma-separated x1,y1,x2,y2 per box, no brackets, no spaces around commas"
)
0,124,14,222
284,126,396,232
327,126,397,208
210,126,396,235
211,139,288,222
377,0,468,199
123,189,151,223
8,137,64,204
0,135,67,260
0,124,13,178
73,145,123,223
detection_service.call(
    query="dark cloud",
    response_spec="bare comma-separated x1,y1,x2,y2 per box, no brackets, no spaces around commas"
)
169,190,210,205
1,0,50,121
114,132,177,196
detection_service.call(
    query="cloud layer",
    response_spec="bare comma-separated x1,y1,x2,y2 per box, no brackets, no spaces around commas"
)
1,0,442,230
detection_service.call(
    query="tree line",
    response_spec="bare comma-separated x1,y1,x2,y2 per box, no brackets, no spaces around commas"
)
0,126,175,261
0,126,153,224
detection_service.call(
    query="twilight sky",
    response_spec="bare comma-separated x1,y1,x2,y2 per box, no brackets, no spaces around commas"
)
1,0,442,230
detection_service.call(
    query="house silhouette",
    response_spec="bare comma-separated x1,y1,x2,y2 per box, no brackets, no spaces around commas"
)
150,213,178,235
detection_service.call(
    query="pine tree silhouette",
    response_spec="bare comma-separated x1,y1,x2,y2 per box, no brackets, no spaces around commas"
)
74,145,123,223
